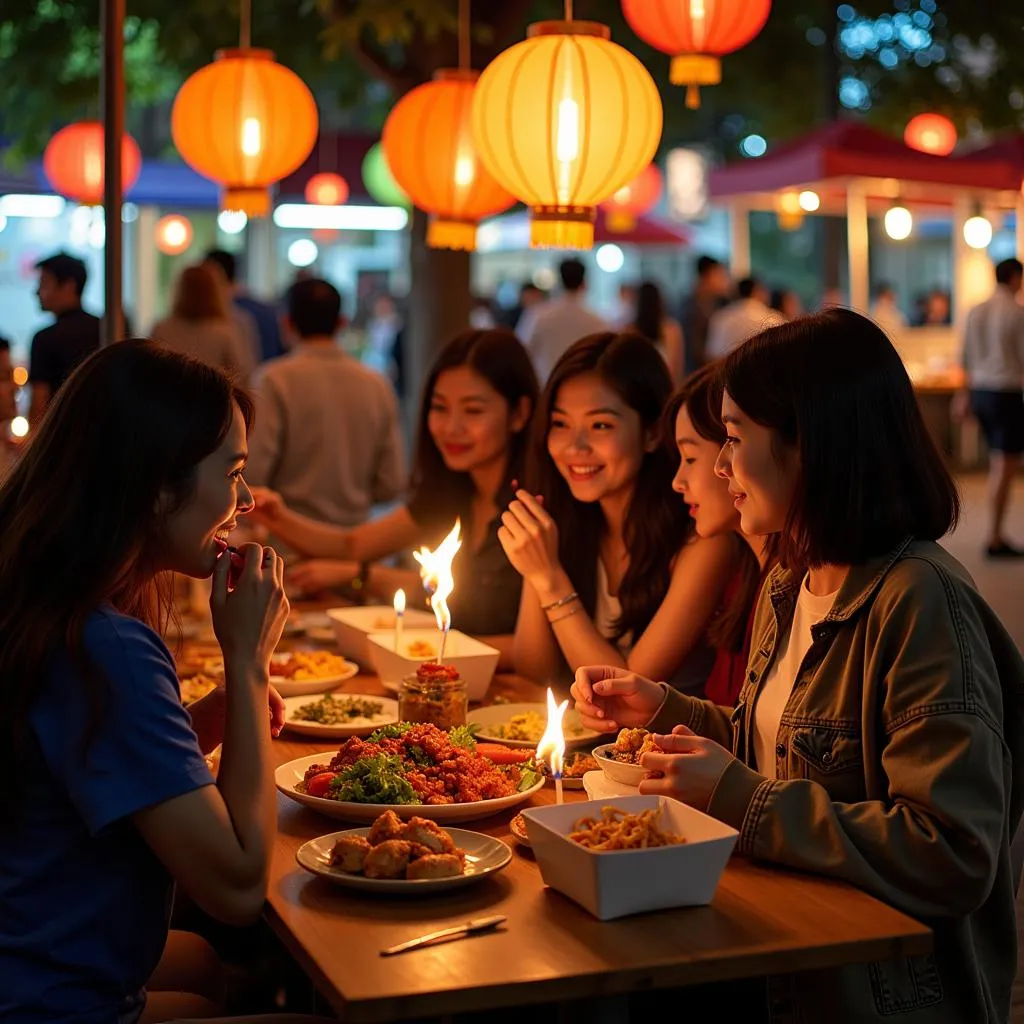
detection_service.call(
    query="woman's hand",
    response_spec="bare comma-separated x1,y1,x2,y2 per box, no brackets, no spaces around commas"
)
248,487,284,523
287,559,359,595
638,725,737,812
268,684,285,739
497,490,561,586
210,543,289,680
570,665,665,733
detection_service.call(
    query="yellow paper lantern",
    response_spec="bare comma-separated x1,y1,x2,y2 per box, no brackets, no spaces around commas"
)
171,49,318,216
472,20,663,250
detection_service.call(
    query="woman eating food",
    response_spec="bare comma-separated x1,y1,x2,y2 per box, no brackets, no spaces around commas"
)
250,328,538,666
666,364,772,705
571,309,1024,1023
0,343,331,1023
500,333,738,692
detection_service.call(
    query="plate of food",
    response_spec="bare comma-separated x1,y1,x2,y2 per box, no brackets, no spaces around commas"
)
593,727,664,787
179,671,219,706
275,722,545,823
281,693,399,739
295,812,512,893
468,703,601,749
509,812,532,848
540,750,599,790
203,650,359,697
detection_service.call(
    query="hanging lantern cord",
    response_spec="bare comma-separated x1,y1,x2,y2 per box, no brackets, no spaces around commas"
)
459,0,470,71
565,0,573,20
239,0,252,49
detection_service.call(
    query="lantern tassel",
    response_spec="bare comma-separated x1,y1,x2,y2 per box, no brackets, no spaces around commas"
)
685,84,700,110
427,218,478,252
459,0,471,71
239,0,251,49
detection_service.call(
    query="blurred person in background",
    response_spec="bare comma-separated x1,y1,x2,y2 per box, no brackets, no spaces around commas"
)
470,294,496,330
633,280,684,383
924,288,952,326
517,258,607,381
679,255,731,375
28,252,100,425
770,288,803,321
706,277,784,360
361,293,403,383
204,248,284,364
150,265,253,381
870,282,907,338
612,282,638,330
505,281,546,333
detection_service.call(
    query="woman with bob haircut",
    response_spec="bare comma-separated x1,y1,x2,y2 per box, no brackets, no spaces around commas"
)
0,342,334,1023
500,333,738,691
572,309,1024,1023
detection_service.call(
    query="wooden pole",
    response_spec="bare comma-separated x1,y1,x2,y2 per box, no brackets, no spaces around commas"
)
101,0,125,345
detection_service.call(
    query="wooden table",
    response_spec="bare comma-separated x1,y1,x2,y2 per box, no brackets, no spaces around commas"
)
261,669,932,1023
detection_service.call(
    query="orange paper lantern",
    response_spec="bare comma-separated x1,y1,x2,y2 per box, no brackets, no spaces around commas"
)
621,0,771,109
904,114,957,156
472,21,663,250
43,121,142,206
172,49,318,216
155,214,193,255
600,163,663,232
305,172,349,206
383,70,516,252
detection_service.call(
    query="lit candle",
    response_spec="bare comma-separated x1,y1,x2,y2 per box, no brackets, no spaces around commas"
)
393,589,406,654
413,520,462,664
536,687,568,804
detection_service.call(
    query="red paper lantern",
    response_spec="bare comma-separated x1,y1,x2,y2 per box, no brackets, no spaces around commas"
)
621,0,771,109
600,164,663,232
306,172,349,206
904,114,957,156
43,121,142,205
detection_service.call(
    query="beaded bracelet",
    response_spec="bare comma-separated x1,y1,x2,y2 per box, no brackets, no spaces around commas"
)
541,590,579,613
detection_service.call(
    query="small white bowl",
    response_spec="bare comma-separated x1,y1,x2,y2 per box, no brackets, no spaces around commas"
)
592,743,648,788
366,629,499,702
326,606,436,665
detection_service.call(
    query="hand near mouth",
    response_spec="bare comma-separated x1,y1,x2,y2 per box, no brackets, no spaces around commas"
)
497,489,563,588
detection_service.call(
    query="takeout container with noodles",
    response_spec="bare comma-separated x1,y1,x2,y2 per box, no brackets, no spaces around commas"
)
521,795,738,920
326,606,435,665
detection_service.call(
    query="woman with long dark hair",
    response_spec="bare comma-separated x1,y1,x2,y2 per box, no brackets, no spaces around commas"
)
0,342,318,1022
499,333,738,691
633,280,683,383
573,309,1024,1024
250,328,538,661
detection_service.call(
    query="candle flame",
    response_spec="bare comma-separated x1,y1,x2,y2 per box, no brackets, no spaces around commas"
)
536,687,568,777
413,519,462,634
394,589,406,615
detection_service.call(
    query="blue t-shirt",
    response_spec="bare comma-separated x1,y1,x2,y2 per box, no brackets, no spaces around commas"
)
0,608,214,1024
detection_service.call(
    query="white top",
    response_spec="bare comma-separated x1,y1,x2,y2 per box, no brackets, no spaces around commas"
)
149,316,253,382
706,298,785,361
752,575,839,779
962,285,1024,391
517,294,608,381
247,345,406,528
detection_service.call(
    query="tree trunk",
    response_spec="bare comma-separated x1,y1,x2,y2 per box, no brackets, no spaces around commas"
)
404,208,472,426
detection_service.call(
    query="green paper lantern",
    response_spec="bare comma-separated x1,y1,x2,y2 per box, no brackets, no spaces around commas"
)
362,142,410,208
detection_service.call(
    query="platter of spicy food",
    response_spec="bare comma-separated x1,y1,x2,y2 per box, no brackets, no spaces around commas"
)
275,722,545,823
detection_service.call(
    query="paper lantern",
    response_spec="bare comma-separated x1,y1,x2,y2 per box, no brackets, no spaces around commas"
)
43,121,141,206
362,143,410,208
305,172,349,206
383,70,516,252
472,20,663,250
621,0,771,109
904,114,957,156
155,214,193,255
600,163,663,233
775,191,803,232
172,49,318,216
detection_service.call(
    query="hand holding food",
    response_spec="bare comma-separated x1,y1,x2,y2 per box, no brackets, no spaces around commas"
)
497,490,561,586
570,666,664,733
637,725,737,812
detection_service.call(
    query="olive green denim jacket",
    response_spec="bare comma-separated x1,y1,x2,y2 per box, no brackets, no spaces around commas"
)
652,538,1024,1023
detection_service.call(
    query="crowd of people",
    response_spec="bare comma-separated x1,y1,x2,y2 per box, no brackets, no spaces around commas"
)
3,241,1024,1023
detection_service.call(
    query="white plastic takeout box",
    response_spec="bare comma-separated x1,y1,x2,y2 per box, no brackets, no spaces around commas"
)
522,794,738,921
326,606,435,665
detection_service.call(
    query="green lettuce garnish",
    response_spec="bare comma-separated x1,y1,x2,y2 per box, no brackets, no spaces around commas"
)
328,754,417,804
447,724,479,750
367,722,413,743
517,759,542,792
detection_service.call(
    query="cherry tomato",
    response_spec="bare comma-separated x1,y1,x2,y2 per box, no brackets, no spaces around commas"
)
306,772,338,798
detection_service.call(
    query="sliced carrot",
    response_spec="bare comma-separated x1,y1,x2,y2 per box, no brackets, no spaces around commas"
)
476,743,532,765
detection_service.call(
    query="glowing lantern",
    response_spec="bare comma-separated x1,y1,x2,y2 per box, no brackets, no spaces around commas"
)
776,191,803,231
362,143,410,209
43,121,141,206
904,114,957,156
472,20,663,250
305,172,349,206
171,49,318,216
621,0,772,109
601,163,663,233
383,71,516,252
155,214,193,255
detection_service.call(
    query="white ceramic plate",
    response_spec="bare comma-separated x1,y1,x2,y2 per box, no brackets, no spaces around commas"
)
468,703,601,749
205,653,359,697
295,827,512,893
276,752,546,823
281,694,399,739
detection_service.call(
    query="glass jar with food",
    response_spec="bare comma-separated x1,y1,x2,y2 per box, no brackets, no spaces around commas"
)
399,663,467,730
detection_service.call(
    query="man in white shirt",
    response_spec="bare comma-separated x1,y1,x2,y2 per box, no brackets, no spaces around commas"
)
706,277,785,360
517,258,607,381
959,258,1024,558
246,278,406,530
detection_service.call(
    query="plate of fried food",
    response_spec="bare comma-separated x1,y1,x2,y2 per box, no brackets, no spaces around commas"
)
540,750,599,791
468,703,601,749
295,810,512,893
592,728,664,787
281,693,399,739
